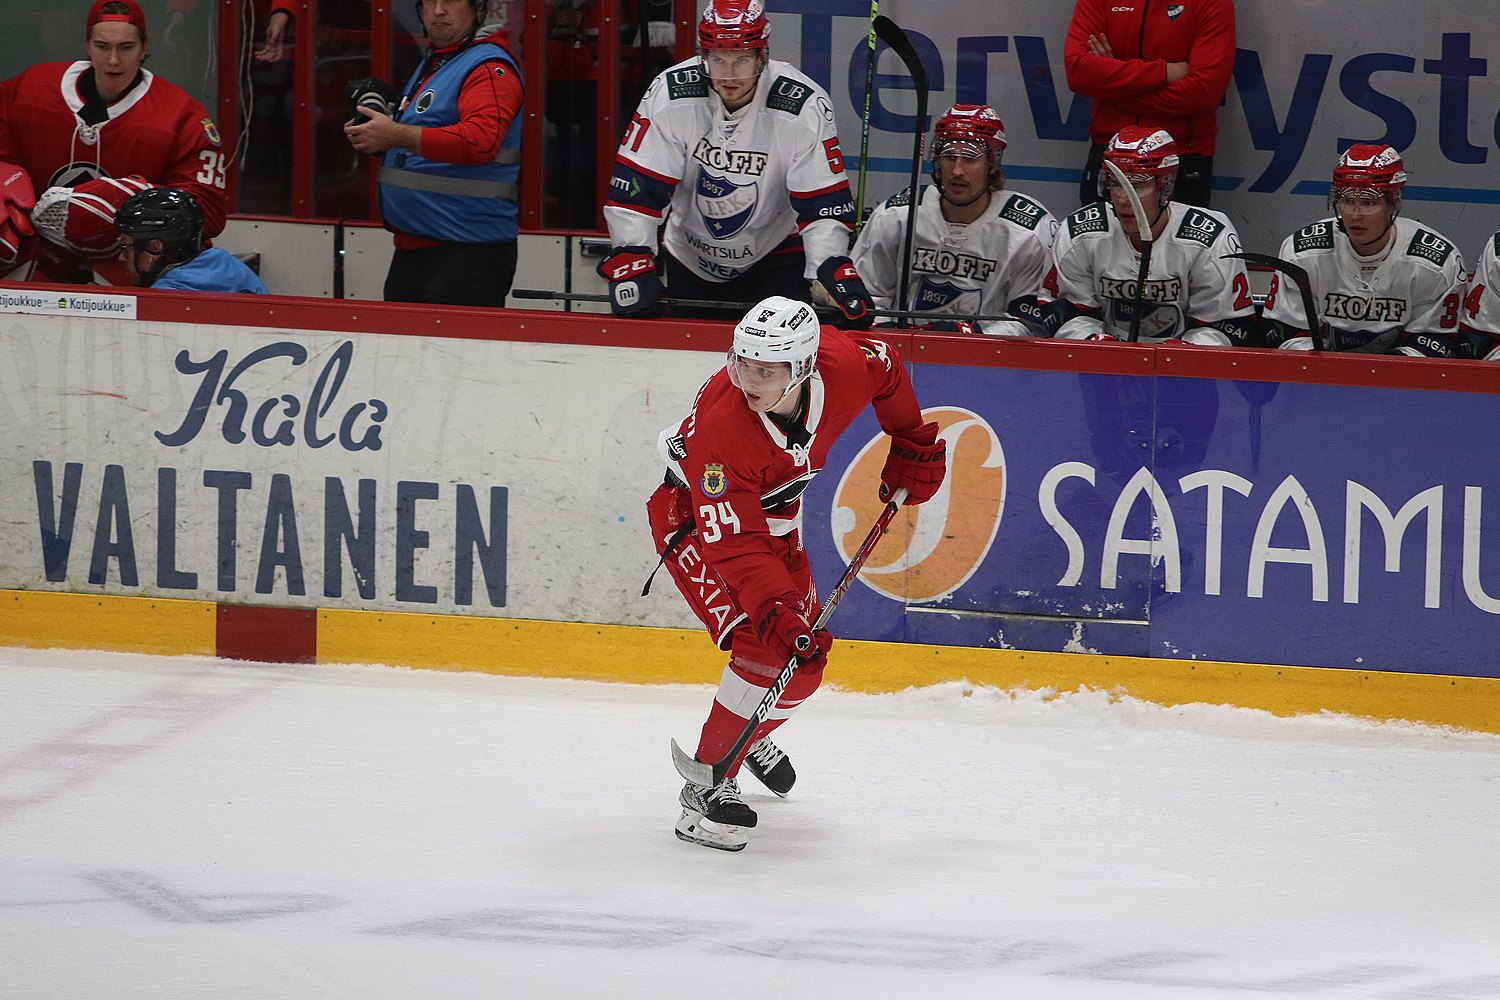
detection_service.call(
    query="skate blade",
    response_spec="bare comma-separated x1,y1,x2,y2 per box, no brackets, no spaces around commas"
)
674,809,748,852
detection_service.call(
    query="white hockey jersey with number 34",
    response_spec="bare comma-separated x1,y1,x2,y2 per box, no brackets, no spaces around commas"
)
604,57,855,284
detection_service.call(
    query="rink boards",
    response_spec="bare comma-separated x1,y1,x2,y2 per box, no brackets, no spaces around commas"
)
1,287,1497,731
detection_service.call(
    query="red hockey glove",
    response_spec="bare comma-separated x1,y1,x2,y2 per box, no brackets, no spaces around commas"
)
756,601,832,673
32,175,153,258
923,319,978,336
597,245,663,317
880,420,947,505
0,163,36,266
816,255,874,330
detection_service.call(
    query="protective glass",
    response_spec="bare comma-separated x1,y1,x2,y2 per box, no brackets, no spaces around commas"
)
702,49,763,81
1332,190,1389,215
726,352,793,397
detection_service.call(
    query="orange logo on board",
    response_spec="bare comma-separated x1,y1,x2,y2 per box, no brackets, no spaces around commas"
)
831,406,1006,603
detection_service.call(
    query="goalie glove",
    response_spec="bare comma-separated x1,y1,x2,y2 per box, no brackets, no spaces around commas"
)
880,421,947,506
0,163,36,266
756,601,832,673
32,175,153,258
815,255,874,329
596,245,663,317
345,75,401,126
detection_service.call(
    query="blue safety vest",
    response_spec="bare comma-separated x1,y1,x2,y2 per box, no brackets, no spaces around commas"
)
379,40,522,244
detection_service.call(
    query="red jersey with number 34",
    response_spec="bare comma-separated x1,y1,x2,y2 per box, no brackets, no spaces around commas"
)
656,327,927,620
0,61,228,238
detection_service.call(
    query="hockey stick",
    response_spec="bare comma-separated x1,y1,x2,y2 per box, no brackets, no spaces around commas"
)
1221,251,1324,351
853,0,878,230
872,15,927,327
670,487,910,788
512,289,1023,325
1102,158,1153,343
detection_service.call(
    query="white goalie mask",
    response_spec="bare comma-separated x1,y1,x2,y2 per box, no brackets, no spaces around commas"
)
727,295,820,401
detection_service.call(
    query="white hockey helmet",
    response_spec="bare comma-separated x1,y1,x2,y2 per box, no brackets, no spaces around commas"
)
729,295,820,386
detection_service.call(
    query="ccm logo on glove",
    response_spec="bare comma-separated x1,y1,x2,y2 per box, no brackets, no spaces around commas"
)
597,246,663,317
816,255,874,330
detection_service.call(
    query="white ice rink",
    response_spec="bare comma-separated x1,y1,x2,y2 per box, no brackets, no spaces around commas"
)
0,645,1496,999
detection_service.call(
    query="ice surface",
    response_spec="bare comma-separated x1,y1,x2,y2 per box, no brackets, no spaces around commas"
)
1,646,1496,999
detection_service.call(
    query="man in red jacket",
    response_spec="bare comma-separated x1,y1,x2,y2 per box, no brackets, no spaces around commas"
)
1064,0,1236,209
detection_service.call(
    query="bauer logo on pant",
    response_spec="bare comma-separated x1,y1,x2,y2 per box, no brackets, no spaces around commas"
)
832,407,1006,603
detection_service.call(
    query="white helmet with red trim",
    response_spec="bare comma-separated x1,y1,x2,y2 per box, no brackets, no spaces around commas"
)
1330,143,1406,218
1100,126,1179,205
728,295,820,388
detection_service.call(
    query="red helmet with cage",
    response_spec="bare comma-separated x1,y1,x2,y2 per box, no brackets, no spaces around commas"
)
930,105,1007,167
698,0,770,52
1330,143,1406,216
1100,126,1179,203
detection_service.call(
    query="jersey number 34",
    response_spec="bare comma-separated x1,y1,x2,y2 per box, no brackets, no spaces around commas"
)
697,501,741,542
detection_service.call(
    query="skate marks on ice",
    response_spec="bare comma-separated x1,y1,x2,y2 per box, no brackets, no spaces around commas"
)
1,869,1493,997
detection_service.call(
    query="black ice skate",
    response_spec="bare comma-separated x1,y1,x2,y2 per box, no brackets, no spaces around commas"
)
675,776,756,852
742,736,796,797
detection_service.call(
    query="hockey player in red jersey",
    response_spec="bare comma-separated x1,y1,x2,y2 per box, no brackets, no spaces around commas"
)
0,0,229,284
646,296,947,851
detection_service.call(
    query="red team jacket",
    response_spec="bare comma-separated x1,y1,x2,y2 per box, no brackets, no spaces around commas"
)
660,328,928,626
1063,0,1237,156
0,61,229,239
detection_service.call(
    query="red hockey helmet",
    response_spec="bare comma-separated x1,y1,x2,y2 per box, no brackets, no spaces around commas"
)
930,105,1007,168
1330,143,1406,217
698,0,770,52
1100,126,1179,203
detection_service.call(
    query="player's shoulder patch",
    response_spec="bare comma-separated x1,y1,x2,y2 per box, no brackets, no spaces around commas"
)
665,65,708,101
881,187,914,210
200,117,222,147
764,75,815,115
1405,228,1455,268
1065,203,1110,240
1174,208,1226,247
998,193,1047,231
1292,221,1336,254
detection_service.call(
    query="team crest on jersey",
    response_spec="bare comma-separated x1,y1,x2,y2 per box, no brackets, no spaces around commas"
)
696,170,758,239
913,279,965,311
200,118,222,146
702,464,728,497
47,162,105,189
415,89,437,114
1167,3,1184,19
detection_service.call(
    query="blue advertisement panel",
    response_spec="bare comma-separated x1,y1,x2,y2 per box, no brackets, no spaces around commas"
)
802,358,1500,679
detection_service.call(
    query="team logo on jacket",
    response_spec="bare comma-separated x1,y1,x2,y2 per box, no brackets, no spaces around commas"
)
702,463,728,497
831,406,1006,603
913,279,965,311
200,118,222,146
695,170,758,240
1167,3,1184,18
415,89,437,114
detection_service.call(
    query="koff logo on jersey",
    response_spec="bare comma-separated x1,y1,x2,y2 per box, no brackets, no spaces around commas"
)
832,406,1006,603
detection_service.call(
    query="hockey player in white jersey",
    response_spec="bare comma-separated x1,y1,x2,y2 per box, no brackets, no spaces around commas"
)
1458,231,1500,361
851,103,1057,337
1262,145,1467,356
597,0,872,327
1047,126,1257,345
